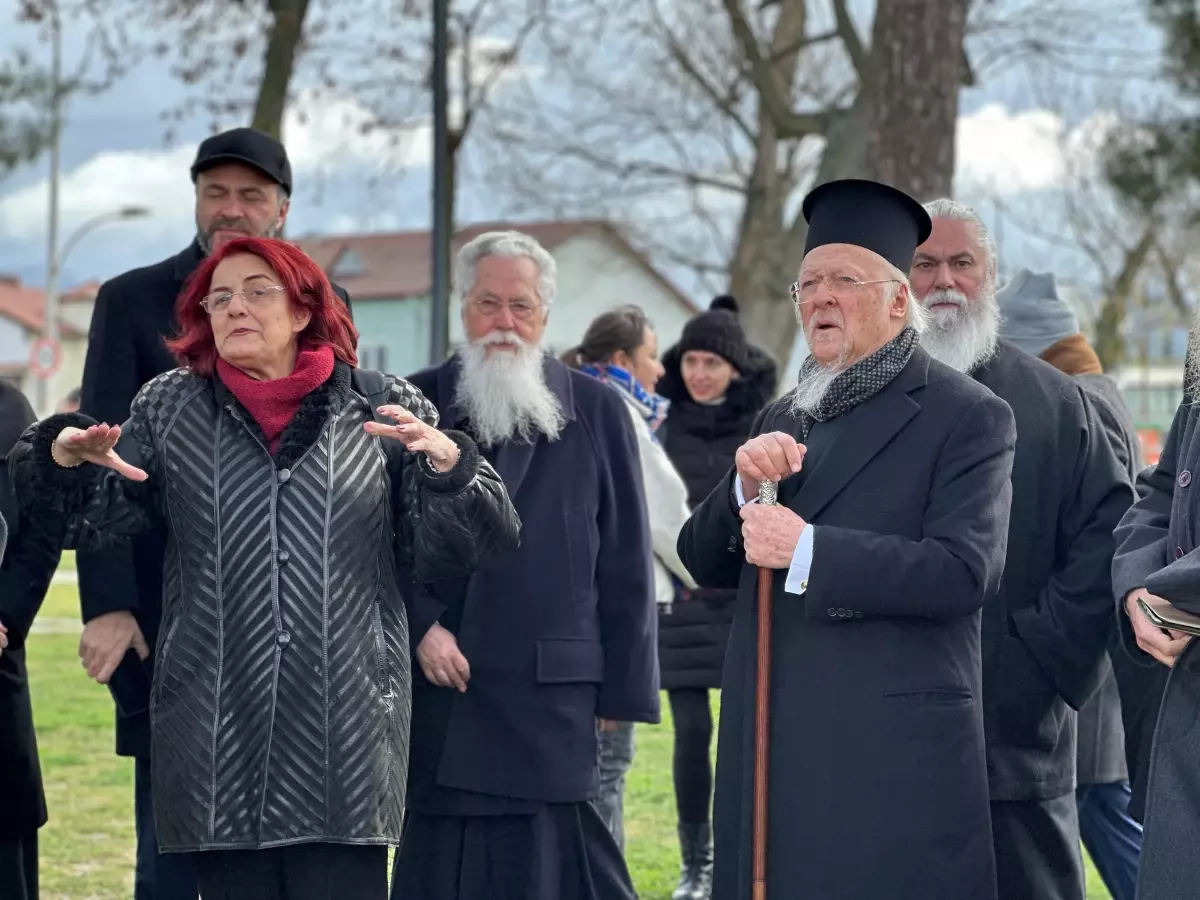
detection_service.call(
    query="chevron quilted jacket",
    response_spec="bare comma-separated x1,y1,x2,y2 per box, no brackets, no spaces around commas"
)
8,361,521,852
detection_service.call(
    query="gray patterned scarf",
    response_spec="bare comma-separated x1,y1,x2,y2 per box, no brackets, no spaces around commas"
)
791,326,919,440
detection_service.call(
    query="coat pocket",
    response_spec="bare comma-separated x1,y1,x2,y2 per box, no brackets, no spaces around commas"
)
372,601,393,700
563,506,595,602
153,611,185,711
535,638,604,684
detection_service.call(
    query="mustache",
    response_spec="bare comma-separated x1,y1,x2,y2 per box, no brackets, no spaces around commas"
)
205,217,253,237
921,289,968,309
475,330,528,348
804,312,845,336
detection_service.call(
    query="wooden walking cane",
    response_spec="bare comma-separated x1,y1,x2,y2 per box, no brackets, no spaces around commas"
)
752,479,779,900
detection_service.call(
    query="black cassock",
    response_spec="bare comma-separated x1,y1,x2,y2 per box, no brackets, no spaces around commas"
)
678,349,1016,900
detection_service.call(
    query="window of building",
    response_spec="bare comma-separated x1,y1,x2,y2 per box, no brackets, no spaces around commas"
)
330,249,366,280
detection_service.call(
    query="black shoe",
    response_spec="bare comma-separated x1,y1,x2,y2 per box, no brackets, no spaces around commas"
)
672,822,713,900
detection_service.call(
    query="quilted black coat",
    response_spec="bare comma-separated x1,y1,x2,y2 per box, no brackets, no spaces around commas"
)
7,361,520,853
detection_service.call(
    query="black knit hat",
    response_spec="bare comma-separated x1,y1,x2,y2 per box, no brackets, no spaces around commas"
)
678,294,748,372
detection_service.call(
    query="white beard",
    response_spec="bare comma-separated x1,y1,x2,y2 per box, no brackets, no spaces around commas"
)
919,287,1001,374
788,312,853,417
455,332,566,446
787,363,843,418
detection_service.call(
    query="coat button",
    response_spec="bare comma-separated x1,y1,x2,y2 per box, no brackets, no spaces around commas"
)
278,468,291,484
727,536,738,553
827,608,837,618
1177,547,1185,560
1180,470,1192,487
278,550,290,564
277,632,291,646
853,611,862,619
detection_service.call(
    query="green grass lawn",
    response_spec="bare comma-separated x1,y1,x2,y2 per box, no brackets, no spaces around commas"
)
26,559,1113,898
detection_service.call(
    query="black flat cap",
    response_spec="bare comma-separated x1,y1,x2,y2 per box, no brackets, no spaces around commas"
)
801,178,932,272
191,127,292,196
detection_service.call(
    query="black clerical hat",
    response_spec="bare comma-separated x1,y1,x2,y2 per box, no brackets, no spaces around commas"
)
801,179,932,271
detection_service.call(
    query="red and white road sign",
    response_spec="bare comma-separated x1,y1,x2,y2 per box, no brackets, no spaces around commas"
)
28,337,61,379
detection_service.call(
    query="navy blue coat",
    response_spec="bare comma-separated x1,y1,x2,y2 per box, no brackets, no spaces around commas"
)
404,354,660,808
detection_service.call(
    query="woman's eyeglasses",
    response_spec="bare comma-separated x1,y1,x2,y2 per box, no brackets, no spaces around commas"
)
200,285,285,315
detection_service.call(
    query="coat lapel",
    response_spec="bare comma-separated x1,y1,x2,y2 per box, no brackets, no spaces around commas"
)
437,352,576,500
790,350,929,522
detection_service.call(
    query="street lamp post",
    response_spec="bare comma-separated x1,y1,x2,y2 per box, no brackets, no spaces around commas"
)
38,4,62,416
429,0,450,366
37,205,150,413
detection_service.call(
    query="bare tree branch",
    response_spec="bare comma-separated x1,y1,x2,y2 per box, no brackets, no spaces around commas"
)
831,0,868,82
720,0,828,139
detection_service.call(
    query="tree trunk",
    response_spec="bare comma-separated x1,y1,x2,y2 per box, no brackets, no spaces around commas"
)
861,0,968,200
1093,225,1157,369
251,0,311,140
736,100,873,370
728,0,813,371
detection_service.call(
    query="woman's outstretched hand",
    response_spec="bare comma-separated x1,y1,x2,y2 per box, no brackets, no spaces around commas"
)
53,425,149,481
365,405,460,473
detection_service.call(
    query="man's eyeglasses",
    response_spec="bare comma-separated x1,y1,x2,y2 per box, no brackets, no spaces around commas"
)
200,285,286,315
473,296,540,320
790,275,900,304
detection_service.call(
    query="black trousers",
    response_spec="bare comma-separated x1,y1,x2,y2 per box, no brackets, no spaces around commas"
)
0,831,38,900
193,844,388,900
669,688,713,824
135,756,198,900
991,795,1085,900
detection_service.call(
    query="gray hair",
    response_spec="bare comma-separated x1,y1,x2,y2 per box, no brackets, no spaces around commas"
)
922,198,999,281
453,230,558,308
885,263,929,335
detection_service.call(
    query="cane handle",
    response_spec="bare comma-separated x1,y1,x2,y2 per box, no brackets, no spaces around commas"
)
759,480,779,507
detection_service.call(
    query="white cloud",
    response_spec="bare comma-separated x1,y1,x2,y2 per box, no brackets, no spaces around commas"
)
0,89,431,244
954,102,1116,195
284,88,432,171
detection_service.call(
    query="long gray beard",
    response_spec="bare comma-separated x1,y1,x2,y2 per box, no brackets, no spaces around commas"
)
919,288,1001,374
787,363,843,419
455,336,566,447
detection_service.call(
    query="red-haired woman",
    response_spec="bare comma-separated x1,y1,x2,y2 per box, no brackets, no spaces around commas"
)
6,237,521,900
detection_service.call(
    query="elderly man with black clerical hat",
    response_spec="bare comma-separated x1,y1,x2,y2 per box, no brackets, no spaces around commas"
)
678,178,1019,900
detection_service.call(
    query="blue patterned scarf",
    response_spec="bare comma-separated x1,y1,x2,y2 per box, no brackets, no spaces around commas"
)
580,363,671,435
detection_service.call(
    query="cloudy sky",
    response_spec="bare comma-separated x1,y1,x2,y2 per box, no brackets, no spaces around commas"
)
0,0,1164,321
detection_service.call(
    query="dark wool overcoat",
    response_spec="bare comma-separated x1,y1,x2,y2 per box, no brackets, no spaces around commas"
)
679,348,1016,900
1112,374,1200,900
970,343,1134,806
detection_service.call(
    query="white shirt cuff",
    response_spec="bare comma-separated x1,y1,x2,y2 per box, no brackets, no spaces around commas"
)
734,477,757,507
785,524,815,595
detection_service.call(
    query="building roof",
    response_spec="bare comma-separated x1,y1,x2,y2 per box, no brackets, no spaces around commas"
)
0,275,87,337
294,219,698,313
62,280,102,304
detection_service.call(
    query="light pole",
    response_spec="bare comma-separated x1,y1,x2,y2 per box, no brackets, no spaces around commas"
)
37,205,150,412
429,0,450,366
37,3,62,416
